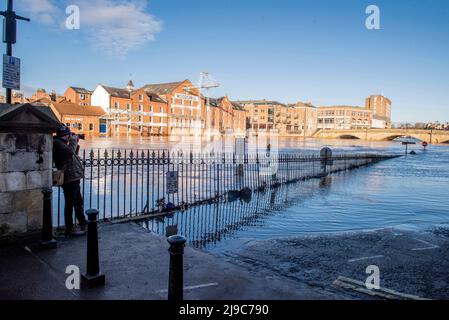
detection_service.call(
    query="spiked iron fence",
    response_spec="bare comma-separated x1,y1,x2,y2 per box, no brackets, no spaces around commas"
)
53,149,398,228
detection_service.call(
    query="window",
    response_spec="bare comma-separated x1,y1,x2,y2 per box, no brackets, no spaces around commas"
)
139,104,143,112
127,104,131,111
114,102,119,109
89,123,94,131
127,125,131,133
149,105,153,112
72,123,82,130
139,94,143,102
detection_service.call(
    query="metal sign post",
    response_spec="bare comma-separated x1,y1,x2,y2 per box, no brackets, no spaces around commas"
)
402,141,416,155
1,0,29,104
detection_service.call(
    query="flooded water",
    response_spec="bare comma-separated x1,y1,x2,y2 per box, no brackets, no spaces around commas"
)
133,137,449,254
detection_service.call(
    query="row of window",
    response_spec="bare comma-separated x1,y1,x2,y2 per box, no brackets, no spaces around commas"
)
66,122,95,131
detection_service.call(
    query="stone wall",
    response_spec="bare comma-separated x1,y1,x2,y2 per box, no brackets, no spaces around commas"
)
0,133,53,239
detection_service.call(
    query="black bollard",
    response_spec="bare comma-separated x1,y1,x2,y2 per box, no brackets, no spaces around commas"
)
40,188,57,249
167,235,187,302
81,209,105,289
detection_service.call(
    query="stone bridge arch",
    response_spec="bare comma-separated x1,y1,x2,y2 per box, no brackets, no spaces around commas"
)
382,134,423,142
338,134,362,140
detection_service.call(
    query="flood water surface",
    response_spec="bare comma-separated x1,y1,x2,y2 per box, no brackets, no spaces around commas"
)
138,137,449,254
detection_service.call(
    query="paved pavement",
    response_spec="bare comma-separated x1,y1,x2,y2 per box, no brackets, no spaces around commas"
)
0,222,342,300
225,228,449,300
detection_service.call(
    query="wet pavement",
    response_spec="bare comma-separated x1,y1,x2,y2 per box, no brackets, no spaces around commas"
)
224,228,449,300
0,222,342,300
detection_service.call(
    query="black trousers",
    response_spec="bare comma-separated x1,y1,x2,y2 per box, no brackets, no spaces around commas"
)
62,180,87,230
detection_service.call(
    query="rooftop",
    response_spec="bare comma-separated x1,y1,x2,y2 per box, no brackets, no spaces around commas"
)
70,87,93,95
234,99,287,107
102,85,131,99
51,102,106,117
141,80,188,96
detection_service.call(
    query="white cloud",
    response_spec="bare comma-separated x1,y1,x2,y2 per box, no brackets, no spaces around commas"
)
78,0,163,58
17,0,162,58
17,0,61,25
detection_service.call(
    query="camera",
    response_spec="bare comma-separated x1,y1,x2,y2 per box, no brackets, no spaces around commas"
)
71,133,86,140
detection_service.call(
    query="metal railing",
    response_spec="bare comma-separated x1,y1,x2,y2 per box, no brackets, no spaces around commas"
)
53,149,399,228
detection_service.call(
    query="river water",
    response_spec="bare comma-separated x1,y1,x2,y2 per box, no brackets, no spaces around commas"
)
81,136,449,254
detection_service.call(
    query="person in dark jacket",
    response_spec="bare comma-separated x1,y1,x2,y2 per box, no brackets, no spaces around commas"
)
53,125,87,237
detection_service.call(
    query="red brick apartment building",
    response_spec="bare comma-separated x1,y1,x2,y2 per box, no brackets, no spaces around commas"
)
49,102,106,137
64,87,93,106
88,79,248,137
365,95,392,128
204,96,246,136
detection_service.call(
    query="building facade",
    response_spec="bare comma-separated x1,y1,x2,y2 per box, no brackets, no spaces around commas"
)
204,97,247,137
237,100,287,133
365,95,392,128
317,106,372,130
49,102,106,137
64,87,93,106
288,102,318,135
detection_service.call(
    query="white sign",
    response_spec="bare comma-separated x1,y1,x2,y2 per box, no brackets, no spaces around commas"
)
175,93,199,102
3,55,21,91
166,171,179,194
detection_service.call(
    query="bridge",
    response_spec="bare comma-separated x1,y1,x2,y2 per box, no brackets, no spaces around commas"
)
312,128,449,144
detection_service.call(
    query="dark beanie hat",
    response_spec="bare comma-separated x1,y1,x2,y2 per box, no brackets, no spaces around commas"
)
56,125,72,137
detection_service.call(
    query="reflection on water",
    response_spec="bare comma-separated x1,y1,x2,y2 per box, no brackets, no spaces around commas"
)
142,143,449,254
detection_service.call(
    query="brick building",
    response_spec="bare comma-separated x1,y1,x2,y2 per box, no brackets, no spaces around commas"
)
365,95,392,128
49,102,106,137
204,97,246,137
237,100,287,134
288,102,318,135
317,106,372,130
130,86,169,136
142,80,202,136
64,87,93,106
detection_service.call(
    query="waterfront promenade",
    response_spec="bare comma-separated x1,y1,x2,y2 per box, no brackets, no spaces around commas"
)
2,220,449,300
0,222,339,300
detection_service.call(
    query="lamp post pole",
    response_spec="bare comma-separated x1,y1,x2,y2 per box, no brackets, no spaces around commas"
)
0,0,30,104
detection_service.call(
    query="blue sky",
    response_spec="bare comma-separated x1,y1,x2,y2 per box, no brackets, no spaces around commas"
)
6,0,449,122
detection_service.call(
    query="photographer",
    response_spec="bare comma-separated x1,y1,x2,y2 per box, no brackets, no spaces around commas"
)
53,125,87,237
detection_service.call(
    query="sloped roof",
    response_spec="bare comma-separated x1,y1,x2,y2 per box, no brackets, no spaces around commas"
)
231,101,244,111
293,101,317,109
141,81,186,96
70,87,93,95
102,85,131,99
144,92,166,103
234,99,286,107
51,102,106,117
0,103,61,133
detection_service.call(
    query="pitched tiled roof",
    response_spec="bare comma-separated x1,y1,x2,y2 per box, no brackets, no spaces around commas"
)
102,86,131,99
51,102,106,117
70,87,93,95
144,92,166,103
141,81,186,96
234,99,286,107
231,101,244,111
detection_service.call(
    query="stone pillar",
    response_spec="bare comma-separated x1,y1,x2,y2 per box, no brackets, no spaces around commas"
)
0,103,61,243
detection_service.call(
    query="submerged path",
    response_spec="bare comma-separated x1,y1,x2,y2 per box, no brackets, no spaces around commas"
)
225,228,449,300
0,222,343,300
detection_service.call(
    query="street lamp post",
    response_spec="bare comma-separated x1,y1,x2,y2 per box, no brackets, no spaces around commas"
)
0,0,29,104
